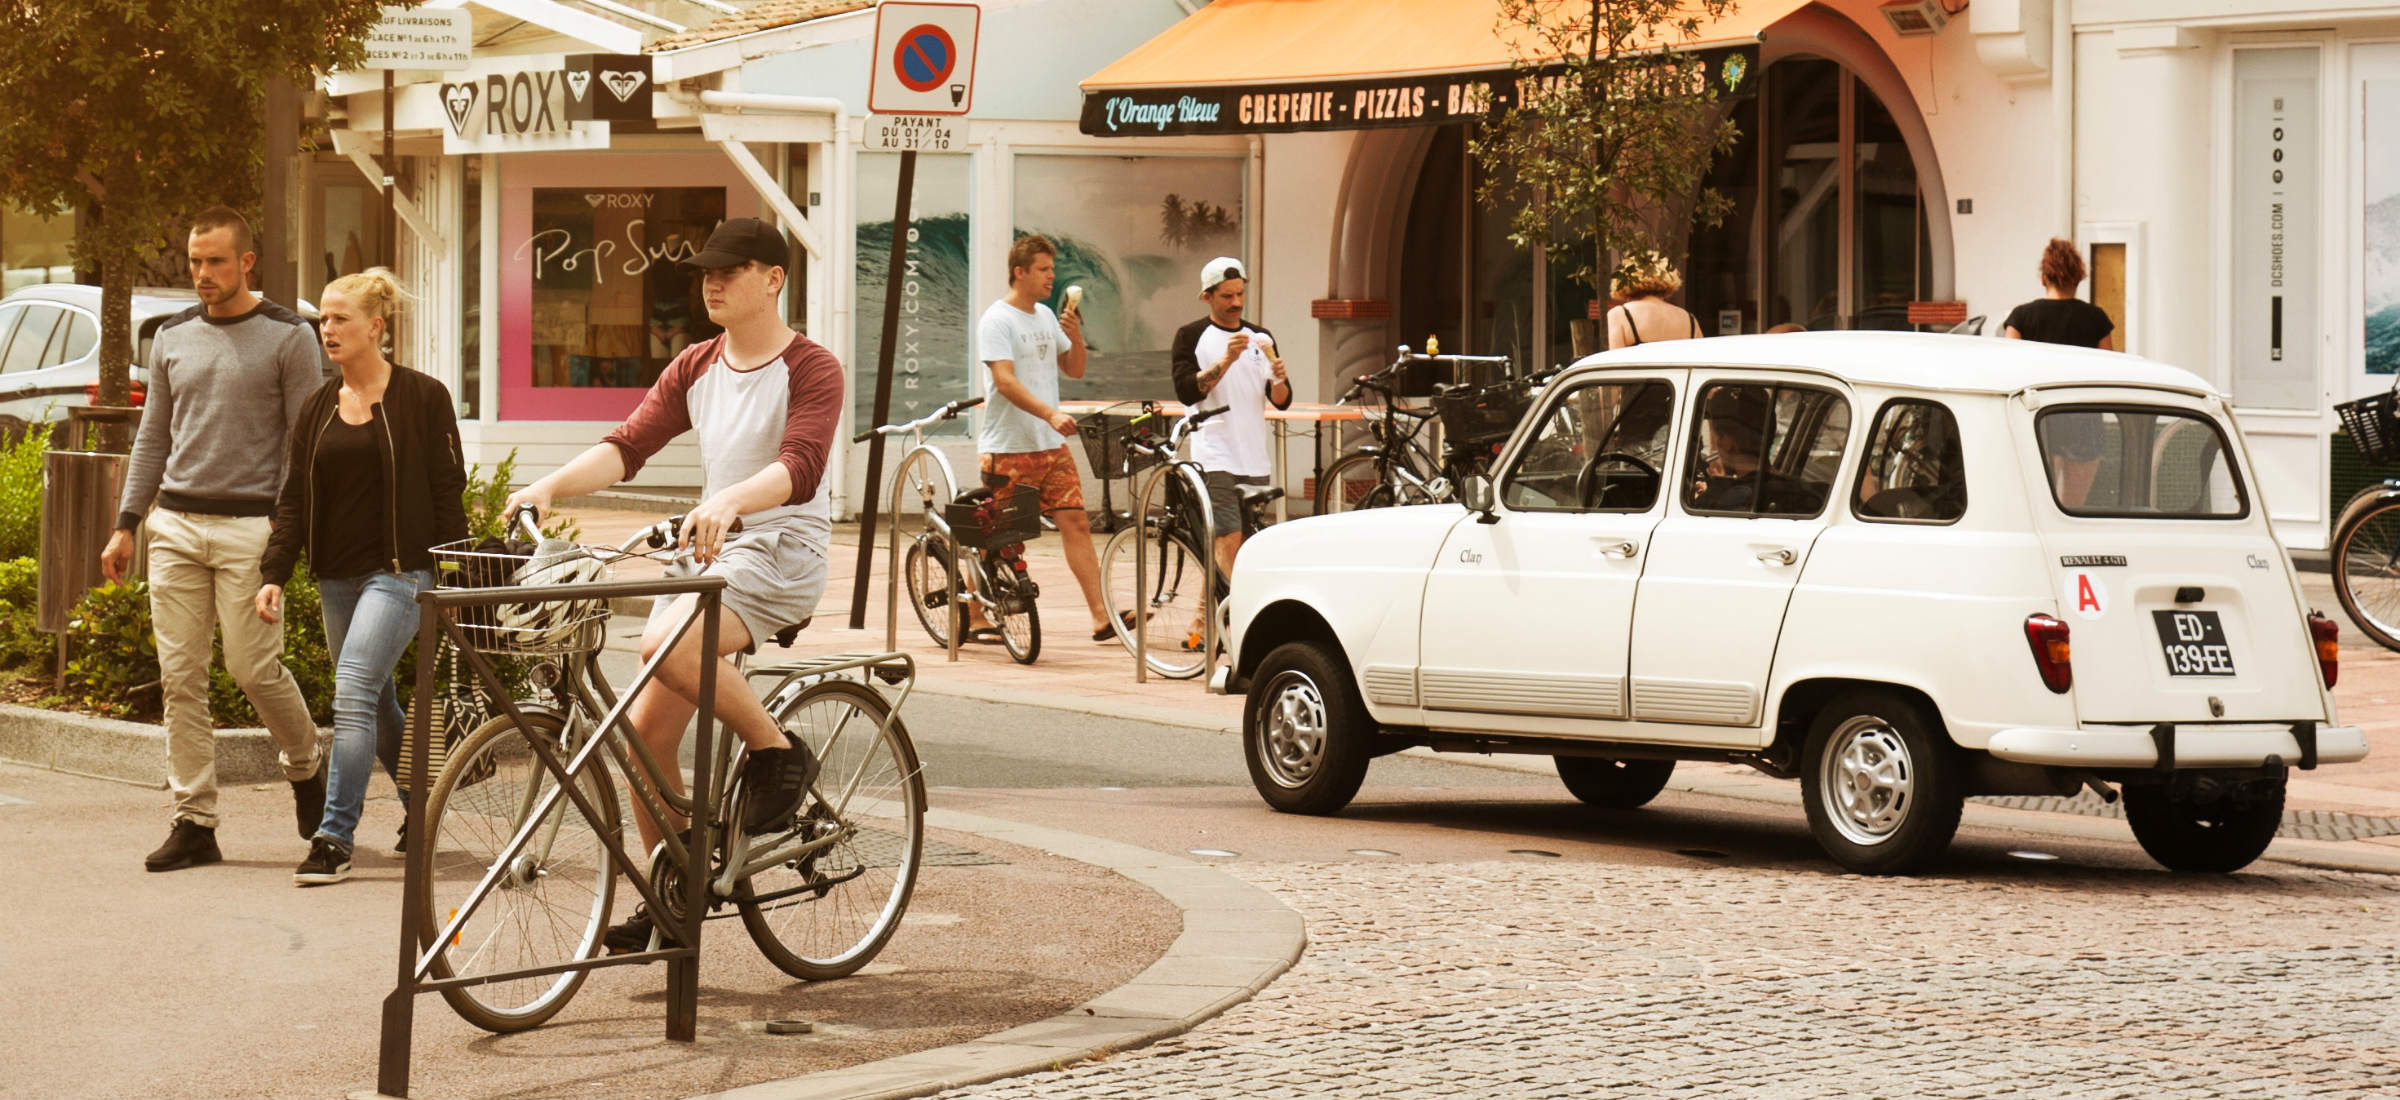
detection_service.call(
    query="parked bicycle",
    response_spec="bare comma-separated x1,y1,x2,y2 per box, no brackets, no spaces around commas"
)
415,508,925,1032
1314,349,1539,515
2332,384,2400,650
1094,404,1285,678
856,398,1045,664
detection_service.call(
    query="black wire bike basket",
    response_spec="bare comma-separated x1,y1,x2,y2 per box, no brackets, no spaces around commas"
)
2337,390,2400,464
1433,377,1537,446
943,485,1044,549
1077,403,1164,479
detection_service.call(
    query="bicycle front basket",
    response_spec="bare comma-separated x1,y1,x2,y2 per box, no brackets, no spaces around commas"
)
432,536,612,657
943,484,1044,549
1077,405,1162,480
2337,391,2400,465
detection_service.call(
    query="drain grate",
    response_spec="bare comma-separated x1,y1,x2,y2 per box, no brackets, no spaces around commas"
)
1972,792,2400,842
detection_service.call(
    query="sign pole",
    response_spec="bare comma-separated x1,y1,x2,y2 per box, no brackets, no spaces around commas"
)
848,149,917,630
383,70,396,271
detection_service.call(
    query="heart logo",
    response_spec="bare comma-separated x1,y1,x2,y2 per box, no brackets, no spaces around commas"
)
565,69,591,102
440,82,478,135
600,69,647,104
585,193,607,207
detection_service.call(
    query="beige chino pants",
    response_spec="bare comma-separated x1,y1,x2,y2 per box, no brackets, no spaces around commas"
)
145,509,321,827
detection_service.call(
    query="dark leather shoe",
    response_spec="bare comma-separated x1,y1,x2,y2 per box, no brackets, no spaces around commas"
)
291,757,327,841
145,820,222,872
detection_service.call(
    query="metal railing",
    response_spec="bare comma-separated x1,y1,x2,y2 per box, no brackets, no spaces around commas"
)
378,573,729,1098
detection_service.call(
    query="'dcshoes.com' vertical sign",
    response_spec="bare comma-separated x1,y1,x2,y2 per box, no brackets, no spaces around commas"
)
2232,47,2319,412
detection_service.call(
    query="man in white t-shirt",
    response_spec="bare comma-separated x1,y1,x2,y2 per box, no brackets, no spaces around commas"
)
975,234,1121,642
1170,256,1291,583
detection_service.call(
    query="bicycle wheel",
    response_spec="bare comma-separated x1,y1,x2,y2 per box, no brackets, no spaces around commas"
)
740,680,925,980
1314,451,1383,515
1100,522,1213,679
420,709,620,1033
903,533,959,648
2335,496,2400,651
989,558,1042,665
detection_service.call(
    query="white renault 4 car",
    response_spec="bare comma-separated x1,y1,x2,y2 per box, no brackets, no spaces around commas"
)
1224,332,2363,874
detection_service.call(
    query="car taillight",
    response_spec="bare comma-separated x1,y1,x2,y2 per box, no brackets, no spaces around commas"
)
2309,611,2339,688
82,380,146,407
2024,613,2072,694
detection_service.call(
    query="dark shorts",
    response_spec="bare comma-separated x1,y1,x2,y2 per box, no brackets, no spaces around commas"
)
979,446,1085,514
1204,471,1270,535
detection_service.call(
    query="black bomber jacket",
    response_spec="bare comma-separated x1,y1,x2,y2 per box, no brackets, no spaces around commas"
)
260,365,468,586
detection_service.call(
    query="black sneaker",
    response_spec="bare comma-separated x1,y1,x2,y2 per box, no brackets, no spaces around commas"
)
144,819,221,872
393,819,407,855
604,904,658,955
293,836,353,886
291,757,327,841
739,735,821,836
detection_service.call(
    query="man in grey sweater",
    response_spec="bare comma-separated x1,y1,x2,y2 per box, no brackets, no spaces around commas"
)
101,206,327,873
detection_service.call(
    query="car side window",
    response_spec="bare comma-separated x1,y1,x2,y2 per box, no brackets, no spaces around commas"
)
0,304,59,375
55,309,95,366
1500,379,1674,513
1684,382,1851,518
1853,399,1967,523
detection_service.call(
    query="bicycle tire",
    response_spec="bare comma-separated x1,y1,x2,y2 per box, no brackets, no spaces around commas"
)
740,679,925,980
1099,522,1214,679
903,533,959,649
2334,495,2400,651
990,559,1042,665
1314,451,1384,515
420,709,619,1033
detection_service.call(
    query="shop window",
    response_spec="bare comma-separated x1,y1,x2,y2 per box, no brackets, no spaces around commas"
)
2,204,75,295
1011,153,1245,405
525,186,723,390
855,152,973,435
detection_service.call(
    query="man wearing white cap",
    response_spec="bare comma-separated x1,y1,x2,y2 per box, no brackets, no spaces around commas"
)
1170,257,1291,609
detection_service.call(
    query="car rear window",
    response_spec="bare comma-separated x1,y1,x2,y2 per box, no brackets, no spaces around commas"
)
2036,405,2247,519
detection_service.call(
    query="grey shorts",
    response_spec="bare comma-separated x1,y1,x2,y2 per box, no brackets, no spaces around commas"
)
1204,471,1271,536
646,529,828,649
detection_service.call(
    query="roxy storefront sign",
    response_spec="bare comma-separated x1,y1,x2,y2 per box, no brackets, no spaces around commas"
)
440,54,653,153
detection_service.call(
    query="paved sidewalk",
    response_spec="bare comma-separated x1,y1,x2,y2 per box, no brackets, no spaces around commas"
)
555,501,2400,861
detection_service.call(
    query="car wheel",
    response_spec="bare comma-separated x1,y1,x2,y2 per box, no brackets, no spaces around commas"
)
1244,640,1372,815
2122,774,2284,873
1799,690,1962,874
1553,756,1674,809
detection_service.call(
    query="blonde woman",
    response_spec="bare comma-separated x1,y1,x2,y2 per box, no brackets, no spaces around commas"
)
256,269,467,885
1606,252,1702,349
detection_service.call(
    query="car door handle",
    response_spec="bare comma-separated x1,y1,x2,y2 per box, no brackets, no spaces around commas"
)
1755,547,1797,566
1592,537,1639,558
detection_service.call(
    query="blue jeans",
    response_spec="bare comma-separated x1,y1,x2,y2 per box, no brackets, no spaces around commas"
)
314,570,432,848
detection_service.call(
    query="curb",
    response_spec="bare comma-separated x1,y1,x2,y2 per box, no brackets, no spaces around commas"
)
0,701,327,788
692,806,1304,1100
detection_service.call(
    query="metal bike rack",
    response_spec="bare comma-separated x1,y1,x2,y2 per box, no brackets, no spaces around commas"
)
881,447,964,664
1130,462,1218,685
379,574,728,1098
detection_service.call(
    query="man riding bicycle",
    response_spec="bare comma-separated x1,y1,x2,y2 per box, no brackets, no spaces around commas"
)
503,217,837,954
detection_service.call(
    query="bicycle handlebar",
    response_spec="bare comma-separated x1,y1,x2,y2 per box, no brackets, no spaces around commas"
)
853,396,987,444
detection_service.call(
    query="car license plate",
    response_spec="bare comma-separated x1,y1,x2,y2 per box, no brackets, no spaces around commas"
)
2152,610,2237,677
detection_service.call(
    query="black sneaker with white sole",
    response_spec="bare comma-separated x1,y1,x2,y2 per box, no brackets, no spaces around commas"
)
604,904,659,955
293,836,353,886
739,734,821,837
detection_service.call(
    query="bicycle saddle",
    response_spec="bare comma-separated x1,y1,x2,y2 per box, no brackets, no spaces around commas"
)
742,619,810,656
1237,484,1286,506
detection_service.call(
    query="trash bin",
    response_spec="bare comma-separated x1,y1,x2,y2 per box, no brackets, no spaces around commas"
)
38,448,131,634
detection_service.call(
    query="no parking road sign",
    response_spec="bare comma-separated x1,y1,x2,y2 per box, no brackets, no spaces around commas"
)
869,2,980,116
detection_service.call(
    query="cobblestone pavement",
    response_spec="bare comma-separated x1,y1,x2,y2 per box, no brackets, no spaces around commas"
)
945,859,2400,1099
1970,793,2400,841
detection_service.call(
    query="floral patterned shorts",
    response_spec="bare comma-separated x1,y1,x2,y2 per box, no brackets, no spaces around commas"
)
978,445,1084,514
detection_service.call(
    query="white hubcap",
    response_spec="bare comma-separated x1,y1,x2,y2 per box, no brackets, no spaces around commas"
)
1822,717,1914,845
1259,672,1328,789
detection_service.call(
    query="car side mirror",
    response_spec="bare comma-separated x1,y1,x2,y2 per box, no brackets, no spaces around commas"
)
1460,474,1500,523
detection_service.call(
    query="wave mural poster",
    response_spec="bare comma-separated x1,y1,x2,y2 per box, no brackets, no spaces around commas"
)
1011,154,1246,403
855,152,974,435
2370,80,2400,374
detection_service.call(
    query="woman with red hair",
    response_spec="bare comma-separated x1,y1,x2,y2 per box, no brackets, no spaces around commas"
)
2003,238,2115,350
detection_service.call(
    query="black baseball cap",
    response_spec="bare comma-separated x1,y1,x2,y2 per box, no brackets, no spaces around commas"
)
680,217,787,270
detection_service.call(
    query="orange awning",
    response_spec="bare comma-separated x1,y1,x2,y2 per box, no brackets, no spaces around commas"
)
1081,0,1808,136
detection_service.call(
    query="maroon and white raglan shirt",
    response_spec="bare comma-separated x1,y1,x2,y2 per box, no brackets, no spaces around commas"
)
601,332,845,556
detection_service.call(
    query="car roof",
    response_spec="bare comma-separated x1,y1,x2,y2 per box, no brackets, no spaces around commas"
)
0,283,319,324
1571,331,2218,398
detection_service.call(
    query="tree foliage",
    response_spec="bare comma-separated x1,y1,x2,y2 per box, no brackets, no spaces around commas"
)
0,0,399,438
1471,0,1742,298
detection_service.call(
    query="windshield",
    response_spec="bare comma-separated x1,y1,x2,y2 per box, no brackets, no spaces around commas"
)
2035,404,2247,519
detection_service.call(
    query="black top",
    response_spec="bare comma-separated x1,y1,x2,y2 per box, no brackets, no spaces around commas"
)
2004,297,2115,348
310,414,392,580
262,365,469,586
1169,316,1291,407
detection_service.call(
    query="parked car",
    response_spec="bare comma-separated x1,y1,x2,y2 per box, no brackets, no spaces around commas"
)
0,283,325,437
1222,331,2363,874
